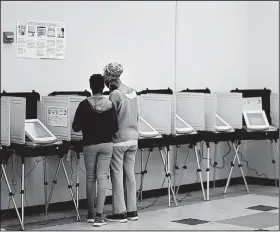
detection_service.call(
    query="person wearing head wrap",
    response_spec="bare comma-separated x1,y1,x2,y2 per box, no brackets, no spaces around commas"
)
103,62,139,223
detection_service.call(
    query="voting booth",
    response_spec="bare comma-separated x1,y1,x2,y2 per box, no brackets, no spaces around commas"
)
0,96,25,230
224,89,279,196
137,91,178,207
37,95,86,220
173,92,206,200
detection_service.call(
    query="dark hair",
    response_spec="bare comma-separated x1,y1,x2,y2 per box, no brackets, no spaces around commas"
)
89,74,104,94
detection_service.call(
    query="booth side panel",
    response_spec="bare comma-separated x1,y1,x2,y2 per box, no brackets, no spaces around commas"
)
139,94,172,135
70,96,86,140
1,97,11,146
204,94,216,131
215,92,243,129
176,93,205,131
9,97,26,144
42,96,71,141
271,93,279,128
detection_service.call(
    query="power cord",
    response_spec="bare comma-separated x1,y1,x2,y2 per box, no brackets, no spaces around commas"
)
175,154,203,202
137,176,166,211
239,151,269,178
200,141,232,169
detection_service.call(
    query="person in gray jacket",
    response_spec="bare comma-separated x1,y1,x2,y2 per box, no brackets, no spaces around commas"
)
103,62,139,223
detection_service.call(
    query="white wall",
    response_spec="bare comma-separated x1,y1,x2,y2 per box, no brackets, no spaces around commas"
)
176,1,249,92
247,1,279,93
1,1,175,96
246,1,279,179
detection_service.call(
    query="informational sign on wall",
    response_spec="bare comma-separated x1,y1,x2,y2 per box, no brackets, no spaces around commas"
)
47,106,68,127
16,20,66,59
242,97,262,111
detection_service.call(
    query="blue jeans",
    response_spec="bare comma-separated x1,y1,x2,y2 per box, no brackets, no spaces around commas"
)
83,143,113,215
110,145,138,214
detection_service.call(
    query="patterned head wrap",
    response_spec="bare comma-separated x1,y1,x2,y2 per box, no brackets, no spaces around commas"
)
103,62,123,83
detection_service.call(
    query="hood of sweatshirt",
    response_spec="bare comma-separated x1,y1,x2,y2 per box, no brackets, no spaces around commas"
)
87,96,112,113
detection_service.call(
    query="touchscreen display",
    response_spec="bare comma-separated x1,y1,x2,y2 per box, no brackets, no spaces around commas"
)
247,113,266,126
25,121,52,138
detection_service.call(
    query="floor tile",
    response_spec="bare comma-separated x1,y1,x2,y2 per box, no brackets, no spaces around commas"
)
263,225,280,231
2,185,279,231
247,205,278,212
219,212,279,229
172,218,209,225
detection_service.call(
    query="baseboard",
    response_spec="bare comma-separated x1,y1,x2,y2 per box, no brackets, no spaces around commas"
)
0,176,277,219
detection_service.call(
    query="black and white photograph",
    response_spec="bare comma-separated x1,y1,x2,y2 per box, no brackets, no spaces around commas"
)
56,27,64,38
1,1,279,231
37,26,46,37
18,24,26,36
47,27,55,38
28,25,36,37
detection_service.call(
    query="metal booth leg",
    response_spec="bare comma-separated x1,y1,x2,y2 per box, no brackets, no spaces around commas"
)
194,145,206,201
75,152,80,221
140,149,144,202
270,140,279,194
47,157,63,211
1,164,24,230
213,143,218,189
224,141,249,194
159,147,178,207
20,156,25,230
175,145,191,196
137,148,152,202
61,159,81,221
174,145,180,192
205,142,210,201
43,157,48,216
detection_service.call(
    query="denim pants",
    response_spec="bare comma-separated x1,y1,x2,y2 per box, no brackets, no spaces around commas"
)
110,145,138,214
83,143,113,215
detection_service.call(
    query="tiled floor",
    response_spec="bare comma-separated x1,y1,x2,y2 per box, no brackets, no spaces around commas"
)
1,185,279,231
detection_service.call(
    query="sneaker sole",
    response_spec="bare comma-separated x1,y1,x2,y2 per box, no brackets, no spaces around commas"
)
106,218,128,223
128,217,138,221
93,222,107,227
87,219,95,223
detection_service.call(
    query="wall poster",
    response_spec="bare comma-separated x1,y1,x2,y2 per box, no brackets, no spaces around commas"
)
16,20,66,59
47,106,68,127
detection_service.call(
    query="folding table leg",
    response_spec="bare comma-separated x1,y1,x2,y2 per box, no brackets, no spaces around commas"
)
205,142,210,201
47,158,62,210
213,143,217,189
224,143,237,194
194,146,206,201
137,148,152,202
20,157,25,229
159,148,178,207
270,140,279,194
43,157,48,216
224,142,249,194
61,159,81,221
174,145,180,189
75,152,80,221
175,146,191,196
234,145,249,193
1,164,24,230
140,149,144,202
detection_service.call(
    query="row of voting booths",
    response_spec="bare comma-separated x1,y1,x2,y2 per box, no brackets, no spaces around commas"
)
1,88,279,230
